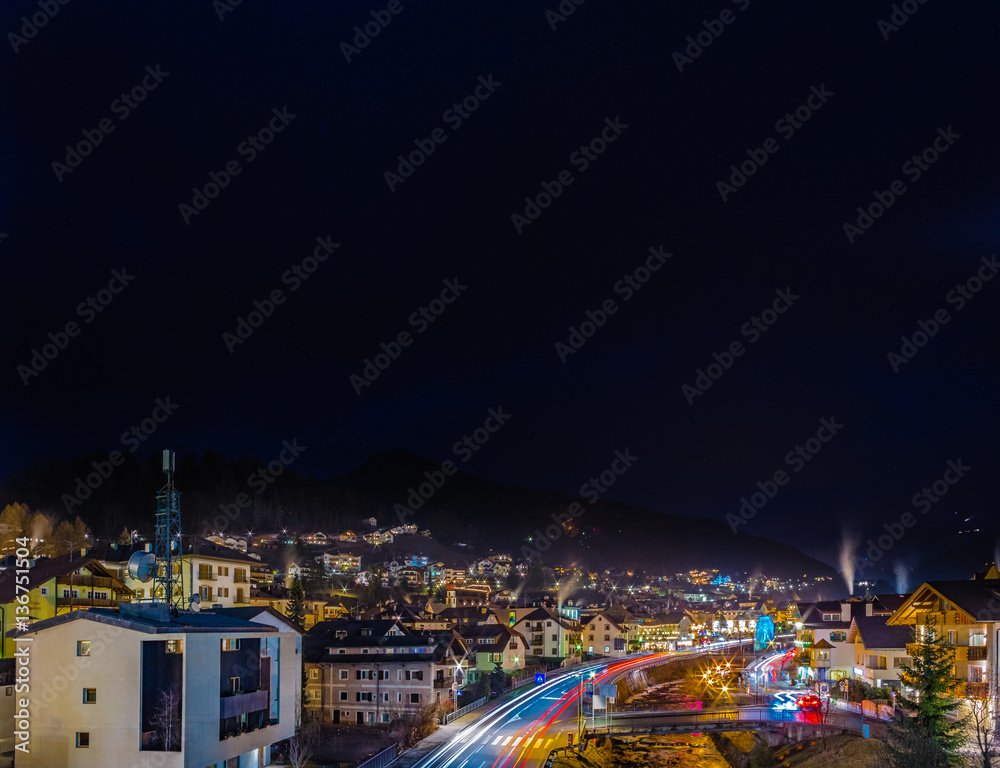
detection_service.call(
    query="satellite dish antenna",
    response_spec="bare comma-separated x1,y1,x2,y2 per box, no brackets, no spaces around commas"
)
189,594,202,612
127,551,156,583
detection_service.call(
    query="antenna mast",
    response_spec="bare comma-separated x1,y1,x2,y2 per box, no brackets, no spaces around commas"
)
154,449,185,610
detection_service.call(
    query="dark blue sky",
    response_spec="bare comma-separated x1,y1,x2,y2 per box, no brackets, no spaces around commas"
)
2,0,997,585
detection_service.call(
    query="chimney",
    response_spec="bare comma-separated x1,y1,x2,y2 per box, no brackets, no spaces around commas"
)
841,601,851,622
145,543,153,553
865,601,873,617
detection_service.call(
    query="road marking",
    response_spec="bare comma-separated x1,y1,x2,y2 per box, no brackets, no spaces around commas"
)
491,736,503,745
501,736,513,746
513,737,523,746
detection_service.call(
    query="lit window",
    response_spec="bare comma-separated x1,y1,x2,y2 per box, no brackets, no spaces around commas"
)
166,640,183,654
77,641,90,657
222,638,241,651
83,688,97,704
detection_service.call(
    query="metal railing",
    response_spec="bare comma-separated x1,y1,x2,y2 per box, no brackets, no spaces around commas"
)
355,743,399,768
599,706,869,733
443,696,486,724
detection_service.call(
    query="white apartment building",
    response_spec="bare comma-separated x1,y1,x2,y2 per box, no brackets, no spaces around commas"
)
512,607,581,661
848,615,913,689
315,552,362,576
103,541,255,608
12,602,300,767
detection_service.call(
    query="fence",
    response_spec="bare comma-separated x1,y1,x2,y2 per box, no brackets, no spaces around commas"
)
443,696,486,725
355,743,399,768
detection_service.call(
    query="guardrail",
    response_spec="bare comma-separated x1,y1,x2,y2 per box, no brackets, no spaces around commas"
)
443,696,486,725
355,743,399,768
599,705,869,733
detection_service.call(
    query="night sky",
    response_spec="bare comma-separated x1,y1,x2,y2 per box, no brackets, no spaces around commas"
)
2,1,997,585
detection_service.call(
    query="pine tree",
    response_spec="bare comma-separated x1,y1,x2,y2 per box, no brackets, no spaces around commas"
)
489,662,508,699
286,576,306,628
886,616,966,768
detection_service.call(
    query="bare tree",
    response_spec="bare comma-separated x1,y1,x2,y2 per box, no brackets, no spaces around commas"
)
965,680,998,768
150,689,181,751
288,720,320,768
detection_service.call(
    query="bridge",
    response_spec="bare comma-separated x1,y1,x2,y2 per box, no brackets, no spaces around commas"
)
585,706,886,740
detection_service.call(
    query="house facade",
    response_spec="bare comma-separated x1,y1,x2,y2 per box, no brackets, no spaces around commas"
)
303,620,470,725
848,615,913,690
12,602,299,767
581,613,629,656
887,572,999,701
0,553,131,658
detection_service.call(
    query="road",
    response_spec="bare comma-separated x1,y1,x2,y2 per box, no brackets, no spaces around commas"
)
405,642,750,768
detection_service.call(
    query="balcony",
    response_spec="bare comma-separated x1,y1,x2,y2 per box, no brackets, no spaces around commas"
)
59,575,113,589
197,572,216,581
968,647,987,661
56,597,117,608
433,679,451,689
814,660,831,668
220,689,269,719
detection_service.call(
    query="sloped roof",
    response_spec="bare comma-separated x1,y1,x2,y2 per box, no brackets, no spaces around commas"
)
659,611,691,625
872,594,909,613
926,579,1000,621
212,606,304,634
850,616,912,649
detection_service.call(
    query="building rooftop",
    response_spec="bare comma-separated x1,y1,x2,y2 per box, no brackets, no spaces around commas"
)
849,615,912,650
8,604,281,637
